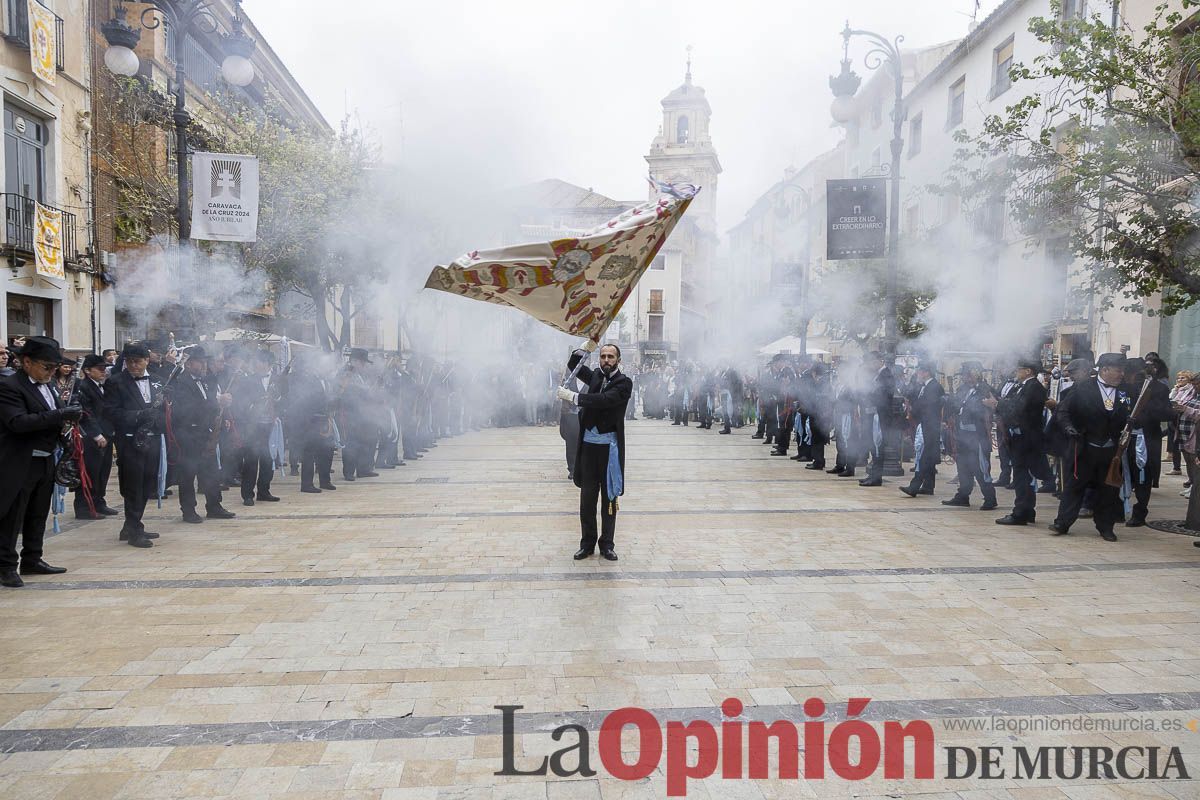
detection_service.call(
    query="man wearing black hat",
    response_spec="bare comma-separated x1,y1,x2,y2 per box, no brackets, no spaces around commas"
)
168,348,237,523
0,336,81,586
900,363,946,497
1049,353,1131,541
860,352,896,487
230,350,282,505
105,343,166,547
992,357,1049,525
1121,357,1173,528
339,348,381,482
73,354,119,519
943,361,998,510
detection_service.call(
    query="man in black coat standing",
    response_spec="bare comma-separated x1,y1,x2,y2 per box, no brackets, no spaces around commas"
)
1049,353,1132,540
74,353,119,519
168,348,236,523
0,336,80,586
942,361,998,510
105,343,166,548
860,352,896,487
1122,357,1174,528
557,343,633,562
900,363,946,497
992,357,1049,525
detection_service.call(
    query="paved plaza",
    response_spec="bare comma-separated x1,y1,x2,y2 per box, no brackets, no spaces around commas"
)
1,420,1199,798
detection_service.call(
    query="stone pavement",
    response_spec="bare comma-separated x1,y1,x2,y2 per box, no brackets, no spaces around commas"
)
1,419,1199,799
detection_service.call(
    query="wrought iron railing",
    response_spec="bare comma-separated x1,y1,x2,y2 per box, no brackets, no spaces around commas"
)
2,194,78,262
5,0,65,71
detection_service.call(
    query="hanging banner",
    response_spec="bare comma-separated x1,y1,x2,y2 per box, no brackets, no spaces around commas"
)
190,151,259,242
34,202,64,280
827,178,886,260
28,0,56,85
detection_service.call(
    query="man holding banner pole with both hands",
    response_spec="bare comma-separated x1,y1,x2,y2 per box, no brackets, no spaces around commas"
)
556,340,633,562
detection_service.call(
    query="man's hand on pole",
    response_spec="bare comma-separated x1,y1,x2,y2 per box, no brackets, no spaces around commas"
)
556,387,578,404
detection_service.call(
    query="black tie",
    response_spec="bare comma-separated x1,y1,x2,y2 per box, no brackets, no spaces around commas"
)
134,376,150,382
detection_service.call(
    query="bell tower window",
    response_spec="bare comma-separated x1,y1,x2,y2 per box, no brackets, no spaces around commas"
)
676,115,689,144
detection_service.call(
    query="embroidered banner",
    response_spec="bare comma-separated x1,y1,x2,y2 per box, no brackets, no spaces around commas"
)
34,202,64,280
28,0,56,85
425,179,697,343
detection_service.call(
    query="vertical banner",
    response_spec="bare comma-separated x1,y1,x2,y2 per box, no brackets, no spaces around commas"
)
34,202,64,280
28,0,56,85
826,178,887,260
190,152,260,242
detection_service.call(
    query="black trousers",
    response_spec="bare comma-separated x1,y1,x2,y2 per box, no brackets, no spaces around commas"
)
1054,443,1121,533
907,421,940,492
0,456,54,569
776,409,794,454
74,438,113,513
301,436,334,488
342,435,378,479
953,437,996,504
176,435,222,513
239,433,274,500
118,439,159,533
996,434,1012,483
577,443,616,552
865,414,887,480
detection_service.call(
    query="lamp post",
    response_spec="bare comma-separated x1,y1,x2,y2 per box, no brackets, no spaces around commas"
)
829,20,904,358
101,0,256,242
830,21,906,477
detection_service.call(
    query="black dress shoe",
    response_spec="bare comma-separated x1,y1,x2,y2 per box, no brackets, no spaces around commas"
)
74,512,98,520
859,479,882,487
359,471,379,478
20,559,66,575
99,506,120,516
838,470,857,478
804,464,825,470
899,487,918,498
119,529,158,541
750,433,763,439
1048,523,1070,535
207,507,236,519
718,429,731,434
573,548,594,560
770,450,789,456
995,515,1028,526
942,496,969,507
979,501,998,511
242,497,255,506
600,550,618,561
320,482,337,490
1125,517,1146,528
342,475,356,482
182,512,204,524
1,570,23,588
1101,530,1119,542
301,486,322,493
826,467,843,474
256,493,281,502
127,535,153,548
790,454,805,461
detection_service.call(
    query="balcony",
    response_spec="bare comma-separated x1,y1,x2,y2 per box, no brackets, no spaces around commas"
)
2,194,78,263
5,0,65,71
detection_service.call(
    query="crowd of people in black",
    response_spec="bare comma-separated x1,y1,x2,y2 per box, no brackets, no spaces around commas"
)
0,335,529,587
629,349,1196,547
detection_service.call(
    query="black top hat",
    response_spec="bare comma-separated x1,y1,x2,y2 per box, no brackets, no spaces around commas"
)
82,354,107,370
122,342,150,358
959,360,984,374
1096,353,1126,369
16,335,61,362
349,348,372,363
187,346,208,361
1016,357,1042,371
1123,357,1147,373
1065,358,1092,376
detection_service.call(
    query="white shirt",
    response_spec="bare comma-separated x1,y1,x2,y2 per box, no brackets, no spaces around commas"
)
91,378,104,396
29,377,55,410
192,375,208,400
134,375,151,403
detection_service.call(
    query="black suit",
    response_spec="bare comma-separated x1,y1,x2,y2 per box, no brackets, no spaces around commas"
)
1125,378,1173,523
906,378,946,493
865,366,897,481
104,370,164,535
169,374,224,514
74,378,115,514
229,371,276,499
0,372,67,569
1053,378,1131,534
950,381,996,504
286,375,335,489
567,353,632,553
1000,377,1048,520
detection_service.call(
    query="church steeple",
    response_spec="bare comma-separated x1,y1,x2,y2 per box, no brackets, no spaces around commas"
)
645,50,721,233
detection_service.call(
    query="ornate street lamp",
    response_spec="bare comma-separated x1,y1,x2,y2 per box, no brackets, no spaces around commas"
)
101,0,257,240
830,20,907,477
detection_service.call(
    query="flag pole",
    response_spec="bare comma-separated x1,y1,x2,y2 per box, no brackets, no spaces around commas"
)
561,338,599,388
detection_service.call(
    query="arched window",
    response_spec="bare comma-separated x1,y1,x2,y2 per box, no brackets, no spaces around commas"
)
676,115,689,144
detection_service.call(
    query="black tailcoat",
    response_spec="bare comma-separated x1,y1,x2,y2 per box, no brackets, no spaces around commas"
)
567,353,632,491
0,371,64,513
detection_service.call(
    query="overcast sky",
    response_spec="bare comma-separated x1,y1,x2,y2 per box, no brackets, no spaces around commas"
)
248,0,1002,238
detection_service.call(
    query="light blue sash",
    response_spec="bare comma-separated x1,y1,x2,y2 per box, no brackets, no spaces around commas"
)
583,427,623,499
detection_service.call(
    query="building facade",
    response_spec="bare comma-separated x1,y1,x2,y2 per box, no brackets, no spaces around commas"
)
638,63,720,366
1,0,107,352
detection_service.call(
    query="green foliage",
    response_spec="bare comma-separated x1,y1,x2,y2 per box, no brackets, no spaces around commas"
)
954,0,1200,314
